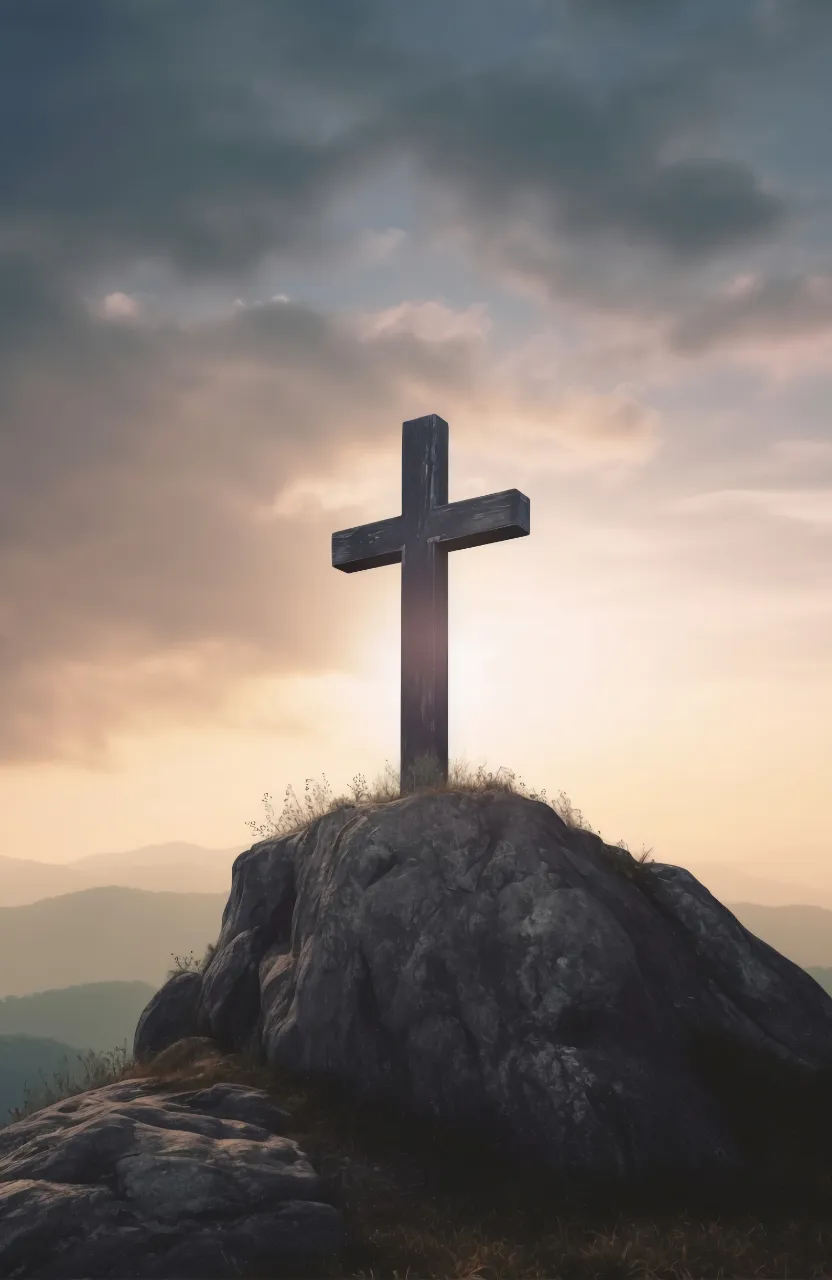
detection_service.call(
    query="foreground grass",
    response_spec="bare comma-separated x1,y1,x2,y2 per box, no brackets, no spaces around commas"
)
7,1042,132,1123
9,1037,832,1279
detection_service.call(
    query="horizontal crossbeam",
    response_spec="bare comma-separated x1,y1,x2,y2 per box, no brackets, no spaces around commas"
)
332,515,404,573
426,489,530,552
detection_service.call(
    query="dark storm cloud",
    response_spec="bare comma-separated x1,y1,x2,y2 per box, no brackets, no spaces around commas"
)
367,0,826,318
0,1,388,279
380,67,784,263
0,0,800,290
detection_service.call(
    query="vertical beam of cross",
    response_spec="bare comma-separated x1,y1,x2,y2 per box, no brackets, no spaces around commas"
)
332,414,530,791
400,415,449,787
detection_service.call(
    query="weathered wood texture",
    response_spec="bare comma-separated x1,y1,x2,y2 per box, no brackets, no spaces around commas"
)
399,415,449,789
331,515,404,572
332,413,530,789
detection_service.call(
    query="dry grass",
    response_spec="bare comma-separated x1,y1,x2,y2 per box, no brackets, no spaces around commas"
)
243,756,657,902
244,754,655,868
245,754,582,843
7,1042,131,1123
167,941,218,980
66,1043,832,1278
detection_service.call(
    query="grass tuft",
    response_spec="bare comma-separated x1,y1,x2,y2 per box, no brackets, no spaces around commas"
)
244,756,654,865
167,941,218,979
244,757,656,893
8,1043,130,1123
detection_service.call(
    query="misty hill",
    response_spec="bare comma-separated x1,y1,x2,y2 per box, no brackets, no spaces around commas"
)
0,888,225,997
807,967,832,997
692,863,832,911
0,854,88,908
0,1035,80,1125
726,902,832,969
0,842,242,906
67,840,241,873
0,982,155,1052
4,840,829,914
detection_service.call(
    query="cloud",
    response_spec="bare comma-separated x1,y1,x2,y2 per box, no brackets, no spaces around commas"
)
379,65,785,287
0,0,400,282
758,438,832,475
0,0,798,303
102,292,141,319
353,227,409,267
0,262,656,767
0,0,829,771
500,388,661,472
670,487,832,529
356,299,492,343
670,271,832,353
0,263,483,765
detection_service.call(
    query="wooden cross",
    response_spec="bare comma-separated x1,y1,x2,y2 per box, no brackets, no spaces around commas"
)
332,414,530,791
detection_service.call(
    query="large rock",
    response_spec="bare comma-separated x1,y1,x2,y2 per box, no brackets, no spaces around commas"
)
136,790,832,1178
132,969,202,1061
0,1078,340,1278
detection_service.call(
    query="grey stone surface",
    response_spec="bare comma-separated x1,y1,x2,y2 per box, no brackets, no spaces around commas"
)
0,1078,340,1278
132,969,202,1062
137,791,832,1179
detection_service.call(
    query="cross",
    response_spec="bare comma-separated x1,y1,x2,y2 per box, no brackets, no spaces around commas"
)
332,413,530,791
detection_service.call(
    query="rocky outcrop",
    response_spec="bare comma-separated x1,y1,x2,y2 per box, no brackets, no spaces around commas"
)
132,969,202,1059
135,790,832,1179
0,1077,340,1278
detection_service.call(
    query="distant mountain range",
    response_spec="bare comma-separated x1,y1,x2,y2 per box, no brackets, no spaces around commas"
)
0,887,225,997
2,837,831,912
0,879,828,1130
0,982,155,1052
0,842,244,906
0,879,828,1001
727,903,832,970
0,832,831,1001
0,982,155,1126
687,862,832,911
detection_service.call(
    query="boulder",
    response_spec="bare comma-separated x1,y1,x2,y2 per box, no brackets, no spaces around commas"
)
136,790,832,1179
132,969,202,1062
0,1077,340,1278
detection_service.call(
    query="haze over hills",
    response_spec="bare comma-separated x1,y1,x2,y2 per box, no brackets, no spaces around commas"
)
1,834,831,999
0,887,225,997
0,983,156,1124
0,842,244,906
67,841,243,873
0,882,829,1001
3,837,832,912
727,903,832,970
0,1035,82,1125
688,863,832,911
66,842,243,896
0,855,90,908
0,983,155,1053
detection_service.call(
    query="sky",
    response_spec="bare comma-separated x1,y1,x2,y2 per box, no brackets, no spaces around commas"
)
2,0,832,886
